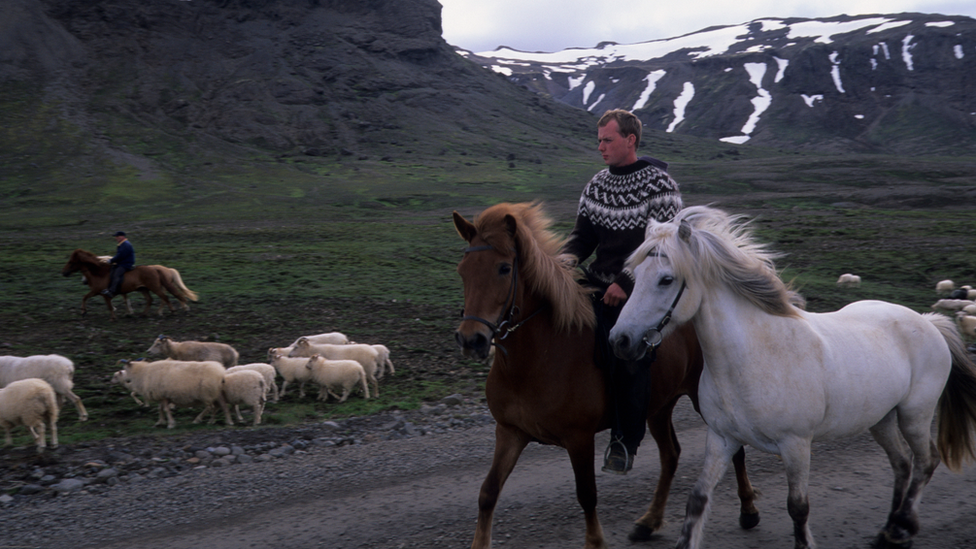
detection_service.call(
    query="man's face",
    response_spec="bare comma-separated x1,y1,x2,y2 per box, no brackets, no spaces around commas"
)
597,119,636,168
114,235,125,244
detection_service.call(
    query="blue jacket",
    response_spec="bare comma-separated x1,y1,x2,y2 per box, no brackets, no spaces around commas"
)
111,240,135,270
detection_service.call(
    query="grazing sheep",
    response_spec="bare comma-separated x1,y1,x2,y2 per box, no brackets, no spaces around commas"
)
836,273,861,288
936,279,955,294
288,339,381,397
146,335,239,368
227,363,279,403
120,359,231,429
949,288,970,300
956,312,976,340
371,344,395,379
931,299,976,313
0,354,88,421
222,370,266,426
0,378,59,453
269,353,314,399
964,303,976,316
305,355,369,403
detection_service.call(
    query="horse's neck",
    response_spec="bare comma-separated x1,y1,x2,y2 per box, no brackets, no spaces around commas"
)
79,260,109,280
693,289,782,373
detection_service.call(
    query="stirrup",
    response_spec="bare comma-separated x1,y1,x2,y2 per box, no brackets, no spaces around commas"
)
602,438,632,474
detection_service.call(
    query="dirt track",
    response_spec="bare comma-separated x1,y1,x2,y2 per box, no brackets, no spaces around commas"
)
70,399,976,549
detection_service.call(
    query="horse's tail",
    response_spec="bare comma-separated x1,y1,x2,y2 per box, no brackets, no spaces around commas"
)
166,267,199,302
927,313,976,472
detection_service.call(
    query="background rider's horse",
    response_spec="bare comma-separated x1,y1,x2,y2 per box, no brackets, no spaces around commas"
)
61,249,197,320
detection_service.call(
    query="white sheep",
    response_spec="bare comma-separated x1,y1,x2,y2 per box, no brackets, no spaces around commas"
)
269,352,314,399
931,299,976,313
222,370,266,426
288,339,381,397
0,354,88,421
371,344,395,379
936,279,955,294
305,355,369,403
836,273,861,288
955,312,976,340
0,378,59,453
120,359,232,429
146,335,239,368
964,303,976,316
288,331,350,346
227,363,279,402
111,369,147,406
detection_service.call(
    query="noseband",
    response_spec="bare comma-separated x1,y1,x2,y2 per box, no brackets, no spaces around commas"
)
459,244,543,346
638,253,686,357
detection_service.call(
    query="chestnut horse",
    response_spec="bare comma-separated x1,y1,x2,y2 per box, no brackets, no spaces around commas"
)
453,203,759,549
61,249,195,320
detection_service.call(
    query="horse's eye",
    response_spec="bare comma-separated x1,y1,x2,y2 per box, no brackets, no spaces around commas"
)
660,275,675,286
499,263,512,276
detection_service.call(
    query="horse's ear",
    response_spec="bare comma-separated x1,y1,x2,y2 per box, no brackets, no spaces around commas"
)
678,219,693,242
453,211,477,242
503,214,518,239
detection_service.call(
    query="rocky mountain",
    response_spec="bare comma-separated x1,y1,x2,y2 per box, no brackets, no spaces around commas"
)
0,0,595,174
460,14,976,156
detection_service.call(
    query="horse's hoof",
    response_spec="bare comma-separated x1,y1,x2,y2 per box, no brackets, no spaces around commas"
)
628,523,656,542
871,532,913,549
739,511,760,530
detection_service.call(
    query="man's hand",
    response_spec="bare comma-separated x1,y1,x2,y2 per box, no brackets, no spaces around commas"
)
602,283,627,306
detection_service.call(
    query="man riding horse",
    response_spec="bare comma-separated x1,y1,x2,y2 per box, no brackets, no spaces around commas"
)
101,231,134,299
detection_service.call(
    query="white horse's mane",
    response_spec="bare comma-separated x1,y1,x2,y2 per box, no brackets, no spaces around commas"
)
628,205,800,317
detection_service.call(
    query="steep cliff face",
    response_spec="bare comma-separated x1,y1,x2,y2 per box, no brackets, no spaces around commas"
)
0,0,592,160
463,14,976,156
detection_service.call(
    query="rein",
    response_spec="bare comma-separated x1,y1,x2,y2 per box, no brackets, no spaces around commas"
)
460,244,544,347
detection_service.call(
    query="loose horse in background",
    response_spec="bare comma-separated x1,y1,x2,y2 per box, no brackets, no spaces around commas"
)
61,249,196,320
610,205,976,549
453,202,760,549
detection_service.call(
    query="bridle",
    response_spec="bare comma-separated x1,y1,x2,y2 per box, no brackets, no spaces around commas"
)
459,244,544,347
637,252,686,359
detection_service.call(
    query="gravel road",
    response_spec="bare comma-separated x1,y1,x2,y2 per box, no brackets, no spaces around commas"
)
3,397,976,549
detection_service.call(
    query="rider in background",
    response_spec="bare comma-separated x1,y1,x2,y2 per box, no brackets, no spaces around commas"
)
101,231,135,298
562,109,683,474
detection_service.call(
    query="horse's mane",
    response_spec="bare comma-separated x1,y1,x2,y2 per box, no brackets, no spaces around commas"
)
628,205,800,318
69,249,110,275
473,203,596,332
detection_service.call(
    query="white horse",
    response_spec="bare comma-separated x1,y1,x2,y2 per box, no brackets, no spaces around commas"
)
609,205,976,549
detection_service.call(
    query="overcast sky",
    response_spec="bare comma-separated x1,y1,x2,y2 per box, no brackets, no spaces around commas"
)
439,0,976,53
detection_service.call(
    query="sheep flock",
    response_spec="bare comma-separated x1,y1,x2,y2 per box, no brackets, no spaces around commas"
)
837,276,976,344
1,331,395,450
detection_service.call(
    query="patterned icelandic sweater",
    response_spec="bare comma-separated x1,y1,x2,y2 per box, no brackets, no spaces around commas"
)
563,157,682,295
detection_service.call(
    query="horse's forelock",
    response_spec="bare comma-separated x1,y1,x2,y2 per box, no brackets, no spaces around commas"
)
472,202,594,332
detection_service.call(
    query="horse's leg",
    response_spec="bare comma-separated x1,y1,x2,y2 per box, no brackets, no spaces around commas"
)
471,424,530,549
630,407,680,540
565,434,607,549
141,288,153,316
80,290,96,317
779,437,815,549
675,429,738,549
871,410,940,548
732,446,761,529
101,293,117,321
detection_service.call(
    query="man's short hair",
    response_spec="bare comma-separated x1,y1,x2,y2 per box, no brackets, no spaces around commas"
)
113,231,126,237
598,109,642,149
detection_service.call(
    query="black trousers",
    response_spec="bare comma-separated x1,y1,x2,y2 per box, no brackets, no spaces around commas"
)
108,265,128,295
592,293,651,456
